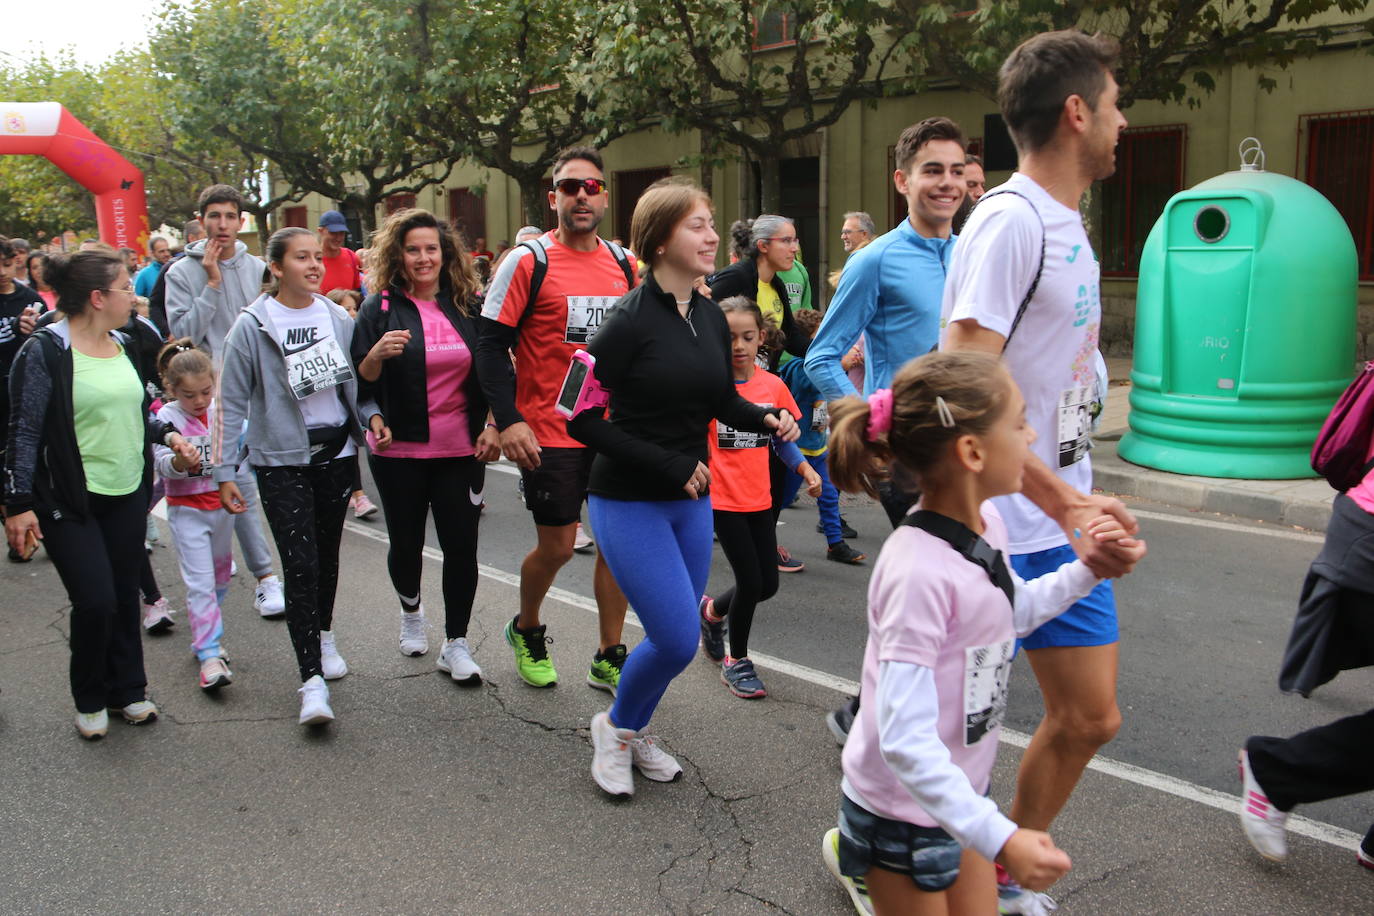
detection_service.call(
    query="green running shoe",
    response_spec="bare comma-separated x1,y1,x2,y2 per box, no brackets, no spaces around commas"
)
587,644,627,695
505,617,557,688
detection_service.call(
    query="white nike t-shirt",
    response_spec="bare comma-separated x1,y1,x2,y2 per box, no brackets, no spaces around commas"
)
266,297,356,459
940,173,1102,554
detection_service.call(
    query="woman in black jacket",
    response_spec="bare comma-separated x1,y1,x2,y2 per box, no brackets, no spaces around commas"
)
706,215,810,365
567,179,798,798
352,209,500,683
4,250,199,739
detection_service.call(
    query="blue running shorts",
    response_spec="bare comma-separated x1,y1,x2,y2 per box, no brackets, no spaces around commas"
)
1012,543,1118,650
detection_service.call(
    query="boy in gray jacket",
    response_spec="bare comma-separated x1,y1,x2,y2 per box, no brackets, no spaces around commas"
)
165,183,285,618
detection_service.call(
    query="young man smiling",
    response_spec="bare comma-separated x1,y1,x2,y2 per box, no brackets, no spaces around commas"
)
476,146,636,694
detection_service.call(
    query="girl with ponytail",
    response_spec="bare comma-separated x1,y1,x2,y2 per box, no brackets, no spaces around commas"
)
820,351,1142,915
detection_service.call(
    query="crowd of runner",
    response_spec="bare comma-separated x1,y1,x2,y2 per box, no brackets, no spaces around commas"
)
2,28,1370,916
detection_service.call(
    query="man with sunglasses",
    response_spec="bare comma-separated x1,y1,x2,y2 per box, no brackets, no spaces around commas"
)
477,145,636,694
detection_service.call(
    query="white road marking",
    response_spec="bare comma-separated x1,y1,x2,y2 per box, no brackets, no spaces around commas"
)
342,517,1361,852
1128,507,1325,544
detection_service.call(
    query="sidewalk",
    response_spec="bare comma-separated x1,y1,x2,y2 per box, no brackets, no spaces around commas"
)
1,522,1366,914
1096,357,1337,531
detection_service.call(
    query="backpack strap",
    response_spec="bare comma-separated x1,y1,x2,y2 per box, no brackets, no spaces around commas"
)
975,189,1045,351
603,238,636,289
901,509,1015,607
517,238,549,329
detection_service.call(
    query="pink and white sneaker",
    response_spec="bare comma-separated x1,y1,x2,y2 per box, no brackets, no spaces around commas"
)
1238,749,1289,862
141,598,175,634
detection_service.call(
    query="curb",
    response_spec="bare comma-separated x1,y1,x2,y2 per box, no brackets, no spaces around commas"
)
1090,436,1335,532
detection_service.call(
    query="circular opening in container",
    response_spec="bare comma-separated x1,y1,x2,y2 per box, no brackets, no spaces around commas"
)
1194,206,1230,243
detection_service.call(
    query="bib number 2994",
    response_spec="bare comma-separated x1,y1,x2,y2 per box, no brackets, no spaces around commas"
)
286,338,353,400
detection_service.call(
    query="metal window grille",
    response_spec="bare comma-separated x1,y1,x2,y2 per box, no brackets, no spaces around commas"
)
1301,110,1374,281
1099,125,1186,277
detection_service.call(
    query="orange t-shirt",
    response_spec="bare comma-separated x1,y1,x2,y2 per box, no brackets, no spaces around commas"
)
707,370,800,513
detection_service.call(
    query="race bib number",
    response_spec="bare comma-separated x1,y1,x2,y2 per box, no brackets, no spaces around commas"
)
964,639,1014,746
183,434,213,478
286,337,353,400
1056,385,1097,468
810,400,829,432
717,424,768,450
564,296,618,344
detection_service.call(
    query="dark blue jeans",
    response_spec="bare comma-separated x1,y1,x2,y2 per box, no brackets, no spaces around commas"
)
780,452,843,544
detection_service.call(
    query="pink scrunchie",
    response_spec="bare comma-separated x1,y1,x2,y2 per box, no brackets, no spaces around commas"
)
866,389,894,442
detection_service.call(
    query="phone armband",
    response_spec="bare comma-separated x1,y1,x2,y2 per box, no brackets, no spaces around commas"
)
555,350,609,419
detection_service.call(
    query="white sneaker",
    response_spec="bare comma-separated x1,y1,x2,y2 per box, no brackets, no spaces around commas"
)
141,597,175,634
145,514,160,544
1239,749,1288,861
254,576,285,618
75,709,109,740
590,710,635,797
115,700,159,725
437,637,482,685
231,560,238,577
298,675,334,725
320,630,348,679
399,608,429,657
573,522,594,554
629,732,683,782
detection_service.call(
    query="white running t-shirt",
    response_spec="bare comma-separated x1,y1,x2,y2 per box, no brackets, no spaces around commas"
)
265,296,356,459
941,173,1102,554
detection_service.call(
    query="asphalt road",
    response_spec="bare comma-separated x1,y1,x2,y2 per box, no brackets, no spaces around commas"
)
1,457,1370,914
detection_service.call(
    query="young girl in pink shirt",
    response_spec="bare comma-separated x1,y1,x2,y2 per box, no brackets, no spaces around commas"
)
819,351,1142,915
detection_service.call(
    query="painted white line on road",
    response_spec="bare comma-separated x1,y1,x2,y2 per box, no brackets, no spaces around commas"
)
1129,507,1325,544
487,461,521,477
342,519,1361,853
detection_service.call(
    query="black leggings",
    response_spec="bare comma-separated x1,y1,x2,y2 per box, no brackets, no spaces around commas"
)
368,453,485,638
256,459,352,681
713,508,779,660
42,488,148,712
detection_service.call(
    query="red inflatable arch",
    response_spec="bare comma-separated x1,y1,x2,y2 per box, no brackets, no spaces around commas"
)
1,102,150,255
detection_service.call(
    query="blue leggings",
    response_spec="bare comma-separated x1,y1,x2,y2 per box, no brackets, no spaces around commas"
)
588,494,714,732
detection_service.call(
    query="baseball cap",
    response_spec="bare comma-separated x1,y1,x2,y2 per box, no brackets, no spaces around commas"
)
319,210,349,232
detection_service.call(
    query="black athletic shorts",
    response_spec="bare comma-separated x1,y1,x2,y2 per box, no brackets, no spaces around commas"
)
520,446,594,528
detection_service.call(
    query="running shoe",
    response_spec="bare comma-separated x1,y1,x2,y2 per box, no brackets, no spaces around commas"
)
818,518,859,540
352,492,379,519
254,576,286,618
588,644,627,695
437,637,482,685
198,656,233,691
827,702,855,746
298,675,334,725
504,617,557,688
320,630,348,680
822,827,874,915
629,732,683,782
114,700,159,725
1238,749,1288,862
1358,827,1374,872
721,656,767,699
826,542,867,565
75,709,109,740
699,595,725,662
776,545,805,573
399,608,429,657
996,863,1058,915
590,710,635,797
146,514,160,544
141,598,175,634
573,523,594,554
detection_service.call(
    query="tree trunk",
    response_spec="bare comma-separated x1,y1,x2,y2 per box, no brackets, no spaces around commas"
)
758,155,782,215
519,173,550,231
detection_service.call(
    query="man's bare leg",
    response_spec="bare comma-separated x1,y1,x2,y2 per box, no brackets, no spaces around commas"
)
1010,643,1122,831
517,522,577,630
592,550,628,652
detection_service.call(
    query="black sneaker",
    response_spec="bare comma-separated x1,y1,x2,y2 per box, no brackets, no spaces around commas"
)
826,541,867,565
721,656,767,698
1359,824,1374,872
827,702,855,746
818,517,858,539
699,596,726,661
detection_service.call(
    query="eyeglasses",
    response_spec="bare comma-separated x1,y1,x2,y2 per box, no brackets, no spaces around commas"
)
101,286,135,296
553,177,608,197
767,236,800,247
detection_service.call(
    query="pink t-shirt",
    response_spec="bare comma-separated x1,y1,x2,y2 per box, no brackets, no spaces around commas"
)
366,298,475,459
1344,435,1374,513
841,502,1016,827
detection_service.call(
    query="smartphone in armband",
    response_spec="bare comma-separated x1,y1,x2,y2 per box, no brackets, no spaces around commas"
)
555,350,610,420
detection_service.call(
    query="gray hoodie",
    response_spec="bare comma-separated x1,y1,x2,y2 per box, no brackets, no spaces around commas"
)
211,294,380,481
166,239,266,355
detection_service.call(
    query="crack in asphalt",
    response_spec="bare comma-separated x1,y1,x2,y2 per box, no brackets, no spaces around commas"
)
1055,856,1148,903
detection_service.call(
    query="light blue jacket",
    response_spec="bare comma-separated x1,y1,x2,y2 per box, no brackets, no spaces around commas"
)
804,220,955,400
